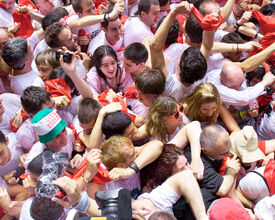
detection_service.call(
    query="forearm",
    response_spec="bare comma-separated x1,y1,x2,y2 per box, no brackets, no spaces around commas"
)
200,30,215,61
238,25,263,40
68,15,104,29
185,121,202,161
219,105,240,132
212,41,253,53
217,168,235,196
86,198,101,216
29,11,44,22
220,0,235,22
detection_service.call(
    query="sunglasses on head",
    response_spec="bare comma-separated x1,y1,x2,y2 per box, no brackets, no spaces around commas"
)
165,104,184,120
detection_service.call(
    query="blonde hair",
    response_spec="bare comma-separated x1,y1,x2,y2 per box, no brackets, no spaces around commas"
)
35,48,59,68
100,136,133,170
146,96,178,143
183,83,222,123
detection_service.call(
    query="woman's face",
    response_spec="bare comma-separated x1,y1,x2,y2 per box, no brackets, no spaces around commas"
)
99,55,118,79
172,155,191,175
199,102,217,118
165,105,184,130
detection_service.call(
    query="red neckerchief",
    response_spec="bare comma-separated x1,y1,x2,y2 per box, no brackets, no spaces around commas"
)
252,10,275,34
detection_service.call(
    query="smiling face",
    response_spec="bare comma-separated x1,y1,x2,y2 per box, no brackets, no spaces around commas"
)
46,128,68,152
99,55,118,79
104,17,122,44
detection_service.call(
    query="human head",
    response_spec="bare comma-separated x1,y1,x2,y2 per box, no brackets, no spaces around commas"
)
221,32,245,62
41,13,62,31
72,0,96,17
34,0,55,15
178,47,207,85
0,27,12,50
27,153,43,182
30,197,63,220
54,7,69,17
35,48,60,81
185,14,203,45
149,211,177,220
1,37,32,70
233,1,246,21
135,68,166,106
1,0,16,12
246,65,265,87
91,45,121,82
200,124,231,160
158,0,170,12
199,0,220,16
138,0,160,27
183,83,221,123
101,5,122,44
220,62,244,91
77,98,102,135
157,16,180,47
141,144,190,191
21,86,54,116
31,109,67,148
123,42,148,80
45,23,78,51
0,130,10,166
260,3,275,16
101,136,136,170
102,112,136,140
146,96,181,143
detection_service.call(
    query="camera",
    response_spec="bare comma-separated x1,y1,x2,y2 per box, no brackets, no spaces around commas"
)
56,51,72,63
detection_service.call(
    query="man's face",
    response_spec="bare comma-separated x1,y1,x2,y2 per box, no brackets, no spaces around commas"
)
0,140,10,166
136,88,156,107
141,4,160,27
79,1,96,17
46,128,68,152
120,143,136,168
223,76,244,91
202,2,220,15
122,122,137,140
35,0,55,15
1,0,15,12
104,18,122,44
58,27,78,51
79,119,96,135
123,57,143,80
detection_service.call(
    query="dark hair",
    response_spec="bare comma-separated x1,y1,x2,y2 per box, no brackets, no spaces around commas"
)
185,14,203,44
30,197,63,220
102,112,132,139
0,130,6,143
124,43,148,65
138,0,159,16
158,0,169,7
91,45,123,92
149,211,177,220
135,69,166,95
21,86,52,115
179,47,207,84
45,23,64,49
188,0,204,9
54,7,69,17
1,37,28,70
49,66,79,96
246,65,266,84
72,0,84,13
41,13,62,31
260,3,275,16
27,153,43,176
101,5,121,29
157,16,180,46
141,144,184,191
221,32,245,44
77,98,102,124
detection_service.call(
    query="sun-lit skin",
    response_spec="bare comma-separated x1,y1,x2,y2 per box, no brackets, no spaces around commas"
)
99,55,118,79
140,4,160,27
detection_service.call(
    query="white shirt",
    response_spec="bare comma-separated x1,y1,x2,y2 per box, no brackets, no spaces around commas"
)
0,4,18,28
33,39,49,58
124,16,154,48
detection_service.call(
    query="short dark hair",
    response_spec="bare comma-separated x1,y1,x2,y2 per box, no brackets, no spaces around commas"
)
54,7,69,17
101,5,121,29
0,130,6,143
246,65,266,84
21,86,52,115
41,13,62,31
135,69,166,95
260,3,275,16
77,98,102,124
124,43,148,65
157,16,180,46
138,0,159,16
185,14,203,44
221,32,245,44
179,47,207,84
102,112,132,139
149,211,177,220
1,37,28,70
158,0,169,7
45,23,64,49
27,153,43,176
30,197,63,220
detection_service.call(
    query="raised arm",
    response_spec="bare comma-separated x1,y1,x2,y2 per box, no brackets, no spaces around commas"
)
220,0,235,22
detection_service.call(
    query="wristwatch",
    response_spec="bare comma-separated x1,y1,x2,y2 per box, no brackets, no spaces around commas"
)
129,161,140,173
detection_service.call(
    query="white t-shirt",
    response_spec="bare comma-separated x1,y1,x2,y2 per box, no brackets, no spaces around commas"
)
126,98,149,119
254,195,275,220
124,16,154,48
0,132,23,177
87,30,124,54
0,4,18,28
33,39,49,58
206,53,227,73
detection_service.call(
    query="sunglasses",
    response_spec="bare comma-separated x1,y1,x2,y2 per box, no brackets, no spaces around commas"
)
165,104,184,120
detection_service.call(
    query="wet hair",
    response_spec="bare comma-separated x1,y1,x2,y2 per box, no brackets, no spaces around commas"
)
102,112,132,139
124,42,148,65
185,14,203,44
21,86,52,115
41,13,62,31
27,153,43,176
77,98,102,124
157,16,180,46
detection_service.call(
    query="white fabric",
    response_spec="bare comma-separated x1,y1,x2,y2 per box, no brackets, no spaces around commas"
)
207,53,227,73
0,132,23,177
163,72,204,102
10,70,38,95
24,127,75,170
126,98,149,119
33,39,49,58
124,16,154,48
0,93,21,136
138,182,180,215
87,30,124,54
214,29,229,42
27,32,41,53
226,11,236,26
254,195,275,220
72,116,83,134
0,4,18,28
205,69,265,106
31,76,45,87
239,166,270,203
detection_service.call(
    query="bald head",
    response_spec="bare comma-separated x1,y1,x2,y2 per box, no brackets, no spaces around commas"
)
221,62,244,91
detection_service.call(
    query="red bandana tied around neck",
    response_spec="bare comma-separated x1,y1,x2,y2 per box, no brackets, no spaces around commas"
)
191,6,223,31
252,10,275,34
